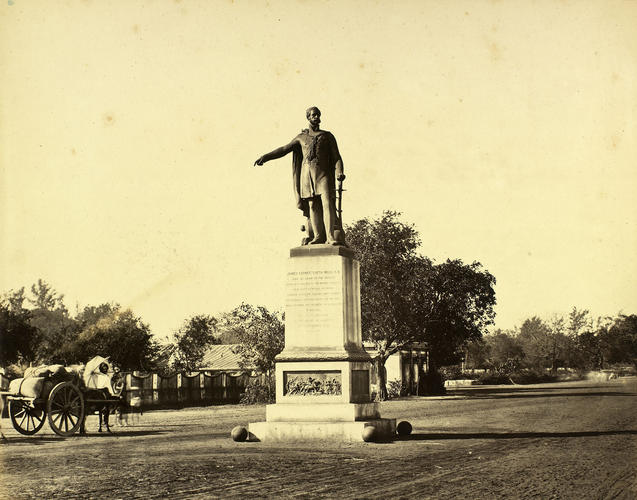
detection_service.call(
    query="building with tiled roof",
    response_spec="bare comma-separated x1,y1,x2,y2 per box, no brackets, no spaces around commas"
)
199,344,255,373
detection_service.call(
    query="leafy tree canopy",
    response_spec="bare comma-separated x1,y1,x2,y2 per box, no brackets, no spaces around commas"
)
28,279,67,313
0,302,37,366
604,314,637,369
171,314,219,372
422,259,496,367
347,211,425,358
4,281,75,363
223,303,284,375
346,210,497,397
68,306,159,371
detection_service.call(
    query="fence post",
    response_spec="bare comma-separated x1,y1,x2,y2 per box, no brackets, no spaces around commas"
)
177,373,183,406
125,373,134,405
409,348,414,395
152,373,159,407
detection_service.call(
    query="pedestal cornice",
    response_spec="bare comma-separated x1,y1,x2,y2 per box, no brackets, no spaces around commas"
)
276,347,372,362
289,244,356,259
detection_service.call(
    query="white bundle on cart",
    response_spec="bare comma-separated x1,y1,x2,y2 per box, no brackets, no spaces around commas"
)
8,377,46,398
8,357,122,399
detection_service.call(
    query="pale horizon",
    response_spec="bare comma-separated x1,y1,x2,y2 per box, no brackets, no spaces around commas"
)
1,0,636,340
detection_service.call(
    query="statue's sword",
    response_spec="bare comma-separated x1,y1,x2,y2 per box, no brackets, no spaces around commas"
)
337,178,345,224
334,178,347,245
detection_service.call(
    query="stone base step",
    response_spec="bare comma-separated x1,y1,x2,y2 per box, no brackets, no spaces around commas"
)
266,402,379,422
248,418,396,442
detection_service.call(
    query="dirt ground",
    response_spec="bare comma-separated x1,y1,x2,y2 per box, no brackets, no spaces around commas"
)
1,378,636,499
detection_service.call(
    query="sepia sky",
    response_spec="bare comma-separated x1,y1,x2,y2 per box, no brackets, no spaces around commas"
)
1,0,636,339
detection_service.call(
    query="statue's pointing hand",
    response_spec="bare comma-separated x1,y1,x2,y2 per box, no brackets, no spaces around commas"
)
254,156,265,166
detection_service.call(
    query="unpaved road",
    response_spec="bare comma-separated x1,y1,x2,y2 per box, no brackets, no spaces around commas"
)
1,378,636,499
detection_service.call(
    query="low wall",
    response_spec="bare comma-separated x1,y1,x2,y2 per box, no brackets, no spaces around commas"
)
585,371,619,382
444,379,479,387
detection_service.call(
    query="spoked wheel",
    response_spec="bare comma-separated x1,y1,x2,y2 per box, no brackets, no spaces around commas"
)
47,382,85,437
9,399,46,435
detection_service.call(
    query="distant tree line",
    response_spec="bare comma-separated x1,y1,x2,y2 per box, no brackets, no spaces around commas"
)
464,308,637,374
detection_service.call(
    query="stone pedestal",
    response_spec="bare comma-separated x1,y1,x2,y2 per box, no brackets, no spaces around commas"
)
249,245,395,442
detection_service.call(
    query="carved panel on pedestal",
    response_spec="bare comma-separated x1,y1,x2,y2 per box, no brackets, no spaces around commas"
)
283,370,342,396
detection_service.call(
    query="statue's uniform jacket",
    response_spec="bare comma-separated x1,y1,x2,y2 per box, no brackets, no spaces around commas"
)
292,130,341,216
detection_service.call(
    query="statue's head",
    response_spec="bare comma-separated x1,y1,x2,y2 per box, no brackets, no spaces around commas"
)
306,106,321,125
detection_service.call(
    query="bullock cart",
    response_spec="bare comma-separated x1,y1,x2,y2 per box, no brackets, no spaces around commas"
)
1,357,124,437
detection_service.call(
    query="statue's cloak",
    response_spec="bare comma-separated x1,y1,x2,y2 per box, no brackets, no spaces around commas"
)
292,142,309,218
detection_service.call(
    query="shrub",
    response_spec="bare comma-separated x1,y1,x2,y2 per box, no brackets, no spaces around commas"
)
439,365,463,380
420,370,447,395
478,369,559,385
439,365,482,380
510,369,558,384
387,379,405,399
240,377,275,404
477,371,511,385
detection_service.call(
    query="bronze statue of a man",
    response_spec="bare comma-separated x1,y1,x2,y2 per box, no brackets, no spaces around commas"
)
254,107,346,245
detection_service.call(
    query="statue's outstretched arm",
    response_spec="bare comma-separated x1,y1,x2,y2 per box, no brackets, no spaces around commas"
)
254,140,297,166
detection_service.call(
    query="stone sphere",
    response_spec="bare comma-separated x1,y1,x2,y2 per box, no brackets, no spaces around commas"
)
362,426,377,442
231,426,248,442
396,421,413,436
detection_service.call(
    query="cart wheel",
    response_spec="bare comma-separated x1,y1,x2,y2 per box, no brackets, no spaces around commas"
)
47,382,85,437
9,400,46,435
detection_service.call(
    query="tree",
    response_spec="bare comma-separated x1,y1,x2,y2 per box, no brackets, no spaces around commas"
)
575,329,604,370
346,211,497,398
346,211,425,399
70,306,159,371
3,287,27,312
518,314,571,372
223,303,284,398
28,279,67,312
547,314,570,373
0,302,37,366
416,259,496,393
464,338,491,370
171,314,219,372
603,314,637,369
485,329,525,371
24,280,77,363
567,307,592,337
563,307,595,369
517,316,552,369
75,303,119,328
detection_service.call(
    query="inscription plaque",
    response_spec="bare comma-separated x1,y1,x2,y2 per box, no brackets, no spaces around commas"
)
285,264,343,347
